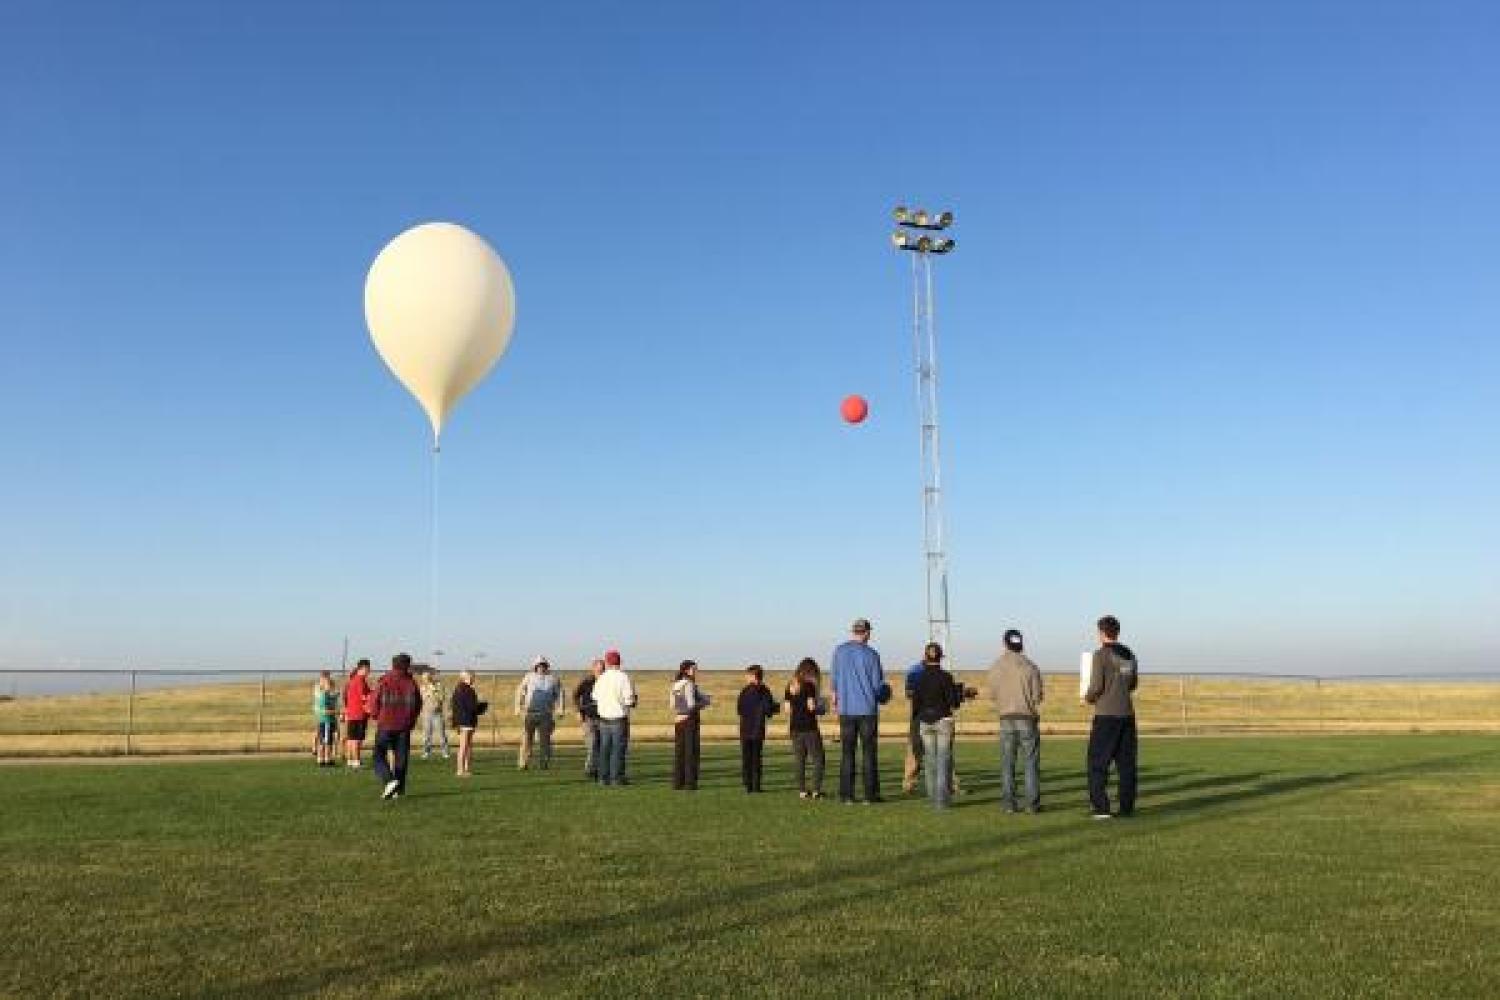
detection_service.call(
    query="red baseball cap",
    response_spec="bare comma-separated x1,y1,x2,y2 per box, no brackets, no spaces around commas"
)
604,649,622,666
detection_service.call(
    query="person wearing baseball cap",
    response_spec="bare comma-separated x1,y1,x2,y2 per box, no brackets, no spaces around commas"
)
830,618,887,804
514,656,564,770
989,629,1045,813
592,649,637,787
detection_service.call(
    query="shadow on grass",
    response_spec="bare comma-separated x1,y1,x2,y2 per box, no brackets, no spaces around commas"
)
227,747,1494,998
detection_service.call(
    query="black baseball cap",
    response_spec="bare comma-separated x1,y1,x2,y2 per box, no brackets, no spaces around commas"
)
1003,629,1023,651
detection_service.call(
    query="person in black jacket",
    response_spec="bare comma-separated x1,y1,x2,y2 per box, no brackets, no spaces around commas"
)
574,659,604,780
736,664,779,793
910,643,962,810
784,657,826,799
450,670,488,778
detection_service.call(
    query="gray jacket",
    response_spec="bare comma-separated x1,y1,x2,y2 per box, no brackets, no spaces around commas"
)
1085,642,1138,717
988,651,1044,719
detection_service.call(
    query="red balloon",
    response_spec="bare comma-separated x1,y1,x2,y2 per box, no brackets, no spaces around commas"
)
841,395,869,424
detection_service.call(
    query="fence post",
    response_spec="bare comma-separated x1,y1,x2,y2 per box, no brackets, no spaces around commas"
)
125,670,136,756
257,673,266,752
491,672,501,749
1179,675,1189,735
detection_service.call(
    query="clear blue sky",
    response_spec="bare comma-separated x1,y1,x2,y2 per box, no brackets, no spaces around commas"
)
2,0,1496,675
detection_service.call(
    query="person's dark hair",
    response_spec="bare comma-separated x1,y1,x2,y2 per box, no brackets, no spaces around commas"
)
393,653,412,672
1003,629,1023,652
796,657,819,682
924,642,944,664
356,658,371,668
677,659,697,679
746,664,764,682
1097,615,1121,640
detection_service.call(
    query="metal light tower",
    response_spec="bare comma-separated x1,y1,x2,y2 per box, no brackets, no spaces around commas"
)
892,206,956,651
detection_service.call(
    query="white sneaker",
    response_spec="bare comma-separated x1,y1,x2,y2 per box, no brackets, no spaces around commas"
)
382,780,400,800
442,752,450,759
1091,812,1113,820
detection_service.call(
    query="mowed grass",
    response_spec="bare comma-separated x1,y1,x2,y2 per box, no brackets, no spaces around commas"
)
3,736,1499,999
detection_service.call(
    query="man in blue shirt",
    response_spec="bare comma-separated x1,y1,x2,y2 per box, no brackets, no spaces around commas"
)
831,617,886,804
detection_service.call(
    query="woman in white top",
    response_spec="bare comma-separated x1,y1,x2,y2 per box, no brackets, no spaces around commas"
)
669,659,710,790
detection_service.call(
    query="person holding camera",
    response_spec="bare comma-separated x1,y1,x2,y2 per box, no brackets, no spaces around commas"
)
989,629,1044,813
910,642,964,811
450,669,488,778
670,659,710,790
831,617,886,805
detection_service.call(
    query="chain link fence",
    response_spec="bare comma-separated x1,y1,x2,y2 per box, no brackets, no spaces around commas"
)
1,668,1498,757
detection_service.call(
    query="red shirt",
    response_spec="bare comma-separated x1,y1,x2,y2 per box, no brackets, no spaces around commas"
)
343,674,372,722
374,669,422,732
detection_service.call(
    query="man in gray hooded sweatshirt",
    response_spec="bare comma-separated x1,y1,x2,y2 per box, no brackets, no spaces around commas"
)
1084,615,1139,819
988,629,1044,813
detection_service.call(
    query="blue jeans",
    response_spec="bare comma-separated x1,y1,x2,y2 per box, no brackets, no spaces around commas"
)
423,711,449,755
597,718,627,785
999,717,1041,810
919,717,955,809
838,714,880,801
373,729,411,792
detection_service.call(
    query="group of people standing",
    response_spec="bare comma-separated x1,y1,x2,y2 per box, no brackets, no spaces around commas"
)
317,614,1141,819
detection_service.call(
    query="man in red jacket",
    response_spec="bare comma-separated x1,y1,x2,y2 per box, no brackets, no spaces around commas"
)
342,660,373,768
372,653,423,800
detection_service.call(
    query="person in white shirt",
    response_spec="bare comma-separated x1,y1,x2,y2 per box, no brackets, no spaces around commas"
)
514,657,565,770
669,659,711,790
592,649,636,787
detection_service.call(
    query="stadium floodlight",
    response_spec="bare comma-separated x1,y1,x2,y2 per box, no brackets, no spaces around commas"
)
894,206,954,231
887,203,958,650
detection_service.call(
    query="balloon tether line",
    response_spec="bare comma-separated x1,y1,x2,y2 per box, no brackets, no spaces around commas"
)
427,433,441,665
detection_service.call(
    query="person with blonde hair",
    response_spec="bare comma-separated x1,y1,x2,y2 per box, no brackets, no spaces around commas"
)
450,669,488,778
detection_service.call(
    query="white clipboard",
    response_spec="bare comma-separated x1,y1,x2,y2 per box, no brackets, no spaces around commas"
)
1079,650,1092,699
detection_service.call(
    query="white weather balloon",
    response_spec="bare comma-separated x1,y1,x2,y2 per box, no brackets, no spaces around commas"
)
364,222,516,444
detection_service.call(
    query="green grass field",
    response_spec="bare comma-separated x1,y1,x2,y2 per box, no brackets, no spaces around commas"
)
4,735,1498,999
